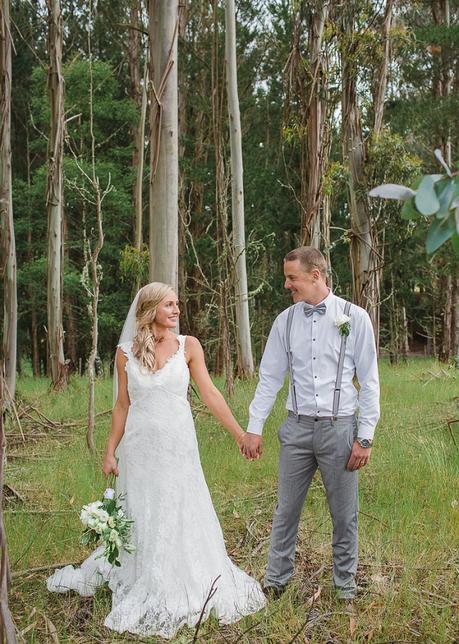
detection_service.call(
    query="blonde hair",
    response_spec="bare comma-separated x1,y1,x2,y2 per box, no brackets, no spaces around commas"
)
132,282,175,373
284,246,328,278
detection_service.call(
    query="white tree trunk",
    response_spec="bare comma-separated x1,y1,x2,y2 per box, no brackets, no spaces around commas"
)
46,0,67,389
148,0,179,292
225,0,254,376
304,1,329,246
0,0,16,401
373,0,393,136
134,60,148,251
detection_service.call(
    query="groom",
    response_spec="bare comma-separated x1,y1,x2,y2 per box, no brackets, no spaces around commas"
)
243,246,380,600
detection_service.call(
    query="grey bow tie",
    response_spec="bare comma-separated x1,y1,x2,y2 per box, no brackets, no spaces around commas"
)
303,302,326,317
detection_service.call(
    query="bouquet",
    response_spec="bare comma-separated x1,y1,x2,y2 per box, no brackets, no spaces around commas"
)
80,486,135,567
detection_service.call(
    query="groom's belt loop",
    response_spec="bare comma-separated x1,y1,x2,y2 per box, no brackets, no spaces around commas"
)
285,305,299,422
332,301,352,419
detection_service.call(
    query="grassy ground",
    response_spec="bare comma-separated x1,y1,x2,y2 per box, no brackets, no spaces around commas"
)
6,359,459,643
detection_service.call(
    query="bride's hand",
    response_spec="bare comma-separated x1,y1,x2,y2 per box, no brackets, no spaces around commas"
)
102,453,119,477
237,433,261,461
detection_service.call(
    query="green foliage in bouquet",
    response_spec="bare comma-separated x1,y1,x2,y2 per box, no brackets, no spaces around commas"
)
80,488,135,567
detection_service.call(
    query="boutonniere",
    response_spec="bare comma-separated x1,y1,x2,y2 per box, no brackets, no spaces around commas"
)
335,313,351,337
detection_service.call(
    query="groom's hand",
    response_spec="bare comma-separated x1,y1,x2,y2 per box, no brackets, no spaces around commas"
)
240,432,263,461
346,441,372,471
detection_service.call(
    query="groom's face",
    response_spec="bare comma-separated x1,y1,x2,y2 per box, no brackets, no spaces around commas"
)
284,260,317,303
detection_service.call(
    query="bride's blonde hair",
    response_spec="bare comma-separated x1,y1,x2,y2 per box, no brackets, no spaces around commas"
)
133,282,175,373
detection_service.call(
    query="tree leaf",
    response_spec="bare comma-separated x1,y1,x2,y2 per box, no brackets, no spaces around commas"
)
401,198,418,220
436,180,455,219
451,232,459,253
426,214,455,253
369,183,415,200
415,175,440,216
434,148,452,177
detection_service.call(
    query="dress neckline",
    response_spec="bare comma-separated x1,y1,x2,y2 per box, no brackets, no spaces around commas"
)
126,335,184,376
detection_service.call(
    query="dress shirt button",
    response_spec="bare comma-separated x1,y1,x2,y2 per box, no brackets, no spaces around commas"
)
313,320,316,323
315,394,318,397
314,375,317,379
313,357,316,360
313,338,316,341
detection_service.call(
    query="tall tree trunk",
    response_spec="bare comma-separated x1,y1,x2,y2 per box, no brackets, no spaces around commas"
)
46,0,67,389
212,0,233,394
224,0,254,377
134,59,148,254
432,0,455,361
0,363,17,643
303,1,330,247
84,3,109,452
373,0,393,137
340,7,380,345
0,0,17,401
128,0,147,253
148,0,179,292
453,276,459,365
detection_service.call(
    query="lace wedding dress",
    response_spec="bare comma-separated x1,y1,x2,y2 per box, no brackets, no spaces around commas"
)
47,335,266,639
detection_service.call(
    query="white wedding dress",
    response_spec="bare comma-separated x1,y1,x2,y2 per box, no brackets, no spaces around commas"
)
47,335,266,639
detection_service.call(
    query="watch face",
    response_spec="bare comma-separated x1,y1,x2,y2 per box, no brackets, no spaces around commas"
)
358,439,371,448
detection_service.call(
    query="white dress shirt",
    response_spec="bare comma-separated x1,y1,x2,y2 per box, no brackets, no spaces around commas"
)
248,290,380,440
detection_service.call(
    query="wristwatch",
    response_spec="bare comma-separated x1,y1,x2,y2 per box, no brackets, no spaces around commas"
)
356,438,373,449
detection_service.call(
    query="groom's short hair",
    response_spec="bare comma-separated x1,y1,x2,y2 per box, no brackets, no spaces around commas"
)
284,246,328,278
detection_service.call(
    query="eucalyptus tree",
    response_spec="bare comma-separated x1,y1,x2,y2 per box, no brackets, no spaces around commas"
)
337,1,394,344
46,0,67,389
225,0,254,376
0,0,17,400
148,0,179,291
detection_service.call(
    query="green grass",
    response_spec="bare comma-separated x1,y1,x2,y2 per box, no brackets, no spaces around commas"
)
7,359,459,642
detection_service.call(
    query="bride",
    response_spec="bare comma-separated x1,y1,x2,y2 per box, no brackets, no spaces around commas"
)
47,282,266,639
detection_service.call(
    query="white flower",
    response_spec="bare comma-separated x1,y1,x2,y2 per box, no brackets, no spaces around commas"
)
109,529,119,543
80,508,91,526
117,509,125,517
87,517,99,530
335,314,351,328
103,488,115,500
94,521,105,535
108,516,116,528
93,509,109,523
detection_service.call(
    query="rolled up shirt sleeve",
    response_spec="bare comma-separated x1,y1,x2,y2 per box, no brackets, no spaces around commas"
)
354,309,380,440
247,317,289,435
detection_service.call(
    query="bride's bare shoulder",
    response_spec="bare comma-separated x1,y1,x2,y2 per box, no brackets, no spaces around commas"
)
183,335,203,357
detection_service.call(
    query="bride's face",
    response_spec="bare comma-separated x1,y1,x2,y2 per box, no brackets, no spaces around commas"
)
154,290,180,329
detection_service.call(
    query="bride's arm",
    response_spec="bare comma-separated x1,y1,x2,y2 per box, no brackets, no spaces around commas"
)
187,336,247,450
102,348,130,476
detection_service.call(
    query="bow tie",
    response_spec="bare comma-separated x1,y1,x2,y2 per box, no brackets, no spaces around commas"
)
303,302,327,317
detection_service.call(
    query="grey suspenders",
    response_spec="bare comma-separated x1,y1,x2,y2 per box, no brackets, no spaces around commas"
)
285,300,352,421
286,305,298,420
332,300,352,419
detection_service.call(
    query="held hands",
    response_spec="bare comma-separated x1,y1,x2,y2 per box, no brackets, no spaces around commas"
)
237,432,263,461
346,441,372,471
102,452,119,477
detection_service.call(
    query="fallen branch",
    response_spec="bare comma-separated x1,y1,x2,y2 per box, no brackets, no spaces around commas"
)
12,560,80,579
192,575,220,643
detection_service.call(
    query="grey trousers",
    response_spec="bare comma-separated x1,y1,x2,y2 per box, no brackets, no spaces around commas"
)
265,413,359,598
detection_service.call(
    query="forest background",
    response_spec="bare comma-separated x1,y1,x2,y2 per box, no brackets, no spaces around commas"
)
1,1,459,641
1,0,459,392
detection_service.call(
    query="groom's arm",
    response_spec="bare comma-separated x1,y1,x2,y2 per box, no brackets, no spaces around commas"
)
243,317,289,457
353,309,380,441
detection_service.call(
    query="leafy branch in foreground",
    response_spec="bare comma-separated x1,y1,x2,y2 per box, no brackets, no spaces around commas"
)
369,149,459,254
